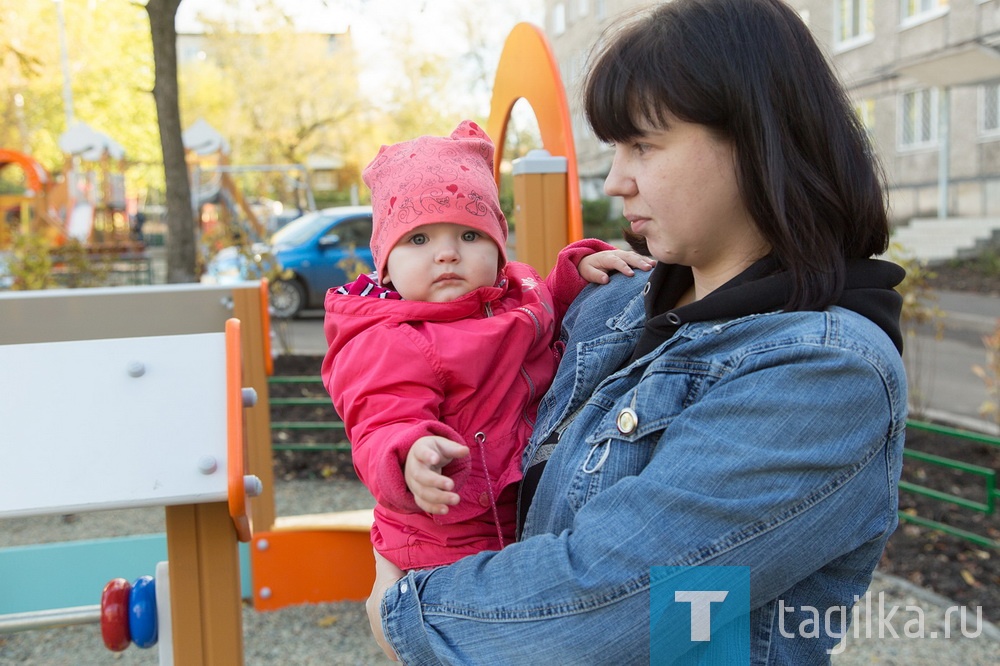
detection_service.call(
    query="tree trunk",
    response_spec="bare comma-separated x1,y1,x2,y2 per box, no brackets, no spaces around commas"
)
145,0,197,283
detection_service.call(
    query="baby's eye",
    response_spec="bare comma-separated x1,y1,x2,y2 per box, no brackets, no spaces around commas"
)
461,230,480,242
410,234,428,245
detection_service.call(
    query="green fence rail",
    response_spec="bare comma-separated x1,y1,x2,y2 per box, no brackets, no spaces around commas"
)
266,376,1000,548
268,374,349,453
901,419,1000,549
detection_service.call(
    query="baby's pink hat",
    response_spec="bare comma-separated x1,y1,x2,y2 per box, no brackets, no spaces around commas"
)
362,119,508,285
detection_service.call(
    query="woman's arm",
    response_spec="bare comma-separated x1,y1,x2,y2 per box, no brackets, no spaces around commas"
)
372,339,905,663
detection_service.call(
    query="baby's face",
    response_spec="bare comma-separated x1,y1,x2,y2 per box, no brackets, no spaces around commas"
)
384,222,500,302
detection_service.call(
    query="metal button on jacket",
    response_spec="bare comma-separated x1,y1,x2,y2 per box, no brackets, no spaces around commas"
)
616,407,638,434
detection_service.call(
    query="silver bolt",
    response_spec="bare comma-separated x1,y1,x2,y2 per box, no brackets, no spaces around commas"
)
244,475,263,498
197,456,217,475
242,387,258,408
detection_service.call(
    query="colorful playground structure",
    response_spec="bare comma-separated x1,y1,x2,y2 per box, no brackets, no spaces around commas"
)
0,21,582,663
184,118,318,248
0,122,133,252
0,287,266,664
0,117,309,279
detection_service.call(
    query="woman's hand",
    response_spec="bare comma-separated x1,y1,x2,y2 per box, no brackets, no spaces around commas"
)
578,249,654,284
367,549,405,661
405,436,469,514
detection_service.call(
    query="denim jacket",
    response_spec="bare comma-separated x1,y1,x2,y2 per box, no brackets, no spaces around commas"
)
379,269,908,664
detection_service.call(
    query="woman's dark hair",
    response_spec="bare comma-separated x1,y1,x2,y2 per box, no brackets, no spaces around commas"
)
584,0,890,311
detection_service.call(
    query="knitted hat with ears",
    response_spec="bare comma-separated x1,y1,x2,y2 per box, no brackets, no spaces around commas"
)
362,119,509,285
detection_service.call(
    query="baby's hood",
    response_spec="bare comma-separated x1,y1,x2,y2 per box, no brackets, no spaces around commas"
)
322,273,503,358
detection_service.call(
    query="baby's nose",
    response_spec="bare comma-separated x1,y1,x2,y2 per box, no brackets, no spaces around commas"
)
435,244,460,262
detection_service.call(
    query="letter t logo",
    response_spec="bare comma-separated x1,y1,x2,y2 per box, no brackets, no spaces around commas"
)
674,590,729,641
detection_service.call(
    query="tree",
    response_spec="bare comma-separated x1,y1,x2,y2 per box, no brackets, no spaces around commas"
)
145,0,197,282
0,1,161,191
179,0,367,205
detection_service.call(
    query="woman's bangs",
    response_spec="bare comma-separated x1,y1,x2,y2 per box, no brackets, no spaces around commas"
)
586,39,675,143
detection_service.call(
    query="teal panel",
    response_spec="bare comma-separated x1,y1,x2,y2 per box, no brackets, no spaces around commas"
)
239,541,251,596
0,535,167,614
0,537,255,615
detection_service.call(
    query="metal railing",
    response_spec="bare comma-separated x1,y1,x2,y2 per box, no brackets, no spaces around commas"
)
900,419,1000,549
269,375,349,452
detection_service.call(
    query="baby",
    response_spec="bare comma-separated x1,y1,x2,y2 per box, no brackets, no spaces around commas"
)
322,120,650,570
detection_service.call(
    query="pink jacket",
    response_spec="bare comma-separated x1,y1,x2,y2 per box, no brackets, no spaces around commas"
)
321,239,613,569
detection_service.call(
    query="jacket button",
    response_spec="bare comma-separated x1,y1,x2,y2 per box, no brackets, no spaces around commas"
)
479,492,490,507
616,407,638,434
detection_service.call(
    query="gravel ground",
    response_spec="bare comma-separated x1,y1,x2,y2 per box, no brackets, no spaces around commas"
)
2,479,998,665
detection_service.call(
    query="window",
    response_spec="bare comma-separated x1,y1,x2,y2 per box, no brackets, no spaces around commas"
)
834,0,873,49
552,3,566,35
981,83,1000,137
328,216,373,249
899,88,938,149
595,0,607,21
854,98,875,134
900,0,948,25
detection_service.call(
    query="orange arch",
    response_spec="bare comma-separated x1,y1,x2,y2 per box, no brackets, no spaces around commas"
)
487,23,582,242
0,149,50,193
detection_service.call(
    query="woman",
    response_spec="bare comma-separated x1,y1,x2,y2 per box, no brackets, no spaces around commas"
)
366,0,907,662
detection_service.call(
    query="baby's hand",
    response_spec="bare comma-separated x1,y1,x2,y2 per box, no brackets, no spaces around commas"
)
578,249,654,284
405,436,469,515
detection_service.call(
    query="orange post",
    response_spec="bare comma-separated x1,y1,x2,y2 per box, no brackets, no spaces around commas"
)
487,23,583,247
232,285,277,532
512,151,569,276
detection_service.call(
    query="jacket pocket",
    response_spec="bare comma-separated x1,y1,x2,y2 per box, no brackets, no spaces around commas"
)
566,413,670,513
435,429,523,526
564,374,695,513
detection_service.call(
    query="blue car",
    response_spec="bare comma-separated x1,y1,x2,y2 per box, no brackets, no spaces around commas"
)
202,205,374,318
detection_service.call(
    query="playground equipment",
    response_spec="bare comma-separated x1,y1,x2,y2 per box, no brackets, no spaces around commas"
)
1,123,138,288
184,119,317,247
56,121,131,247
0,148,63,248
487,22,583,276
0,304,260,664
0,282,274,664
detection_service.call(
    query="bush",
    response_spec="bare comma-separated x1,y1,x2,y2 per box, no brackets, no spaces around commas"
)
582,198,626,241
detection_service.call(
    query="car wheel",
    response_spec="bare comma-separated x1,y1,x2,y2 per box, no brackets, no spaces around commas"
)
270,278,306,318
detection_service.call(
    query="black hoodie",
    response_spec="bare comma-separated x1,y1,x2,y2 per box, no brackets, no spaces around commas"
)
631,257,906,361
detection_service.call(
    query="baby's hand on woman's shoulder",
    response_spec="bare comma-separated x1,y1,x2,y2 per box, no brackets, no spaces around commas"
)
578,249,654,284
405,436,469,515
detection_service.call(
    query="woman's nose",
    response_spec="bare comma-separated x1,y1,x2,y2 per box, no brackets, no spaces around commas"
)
604,152,636,197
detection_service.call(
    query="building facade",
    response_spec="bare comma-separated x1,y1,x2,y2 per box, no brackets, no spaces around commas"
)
542,0,1000,226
